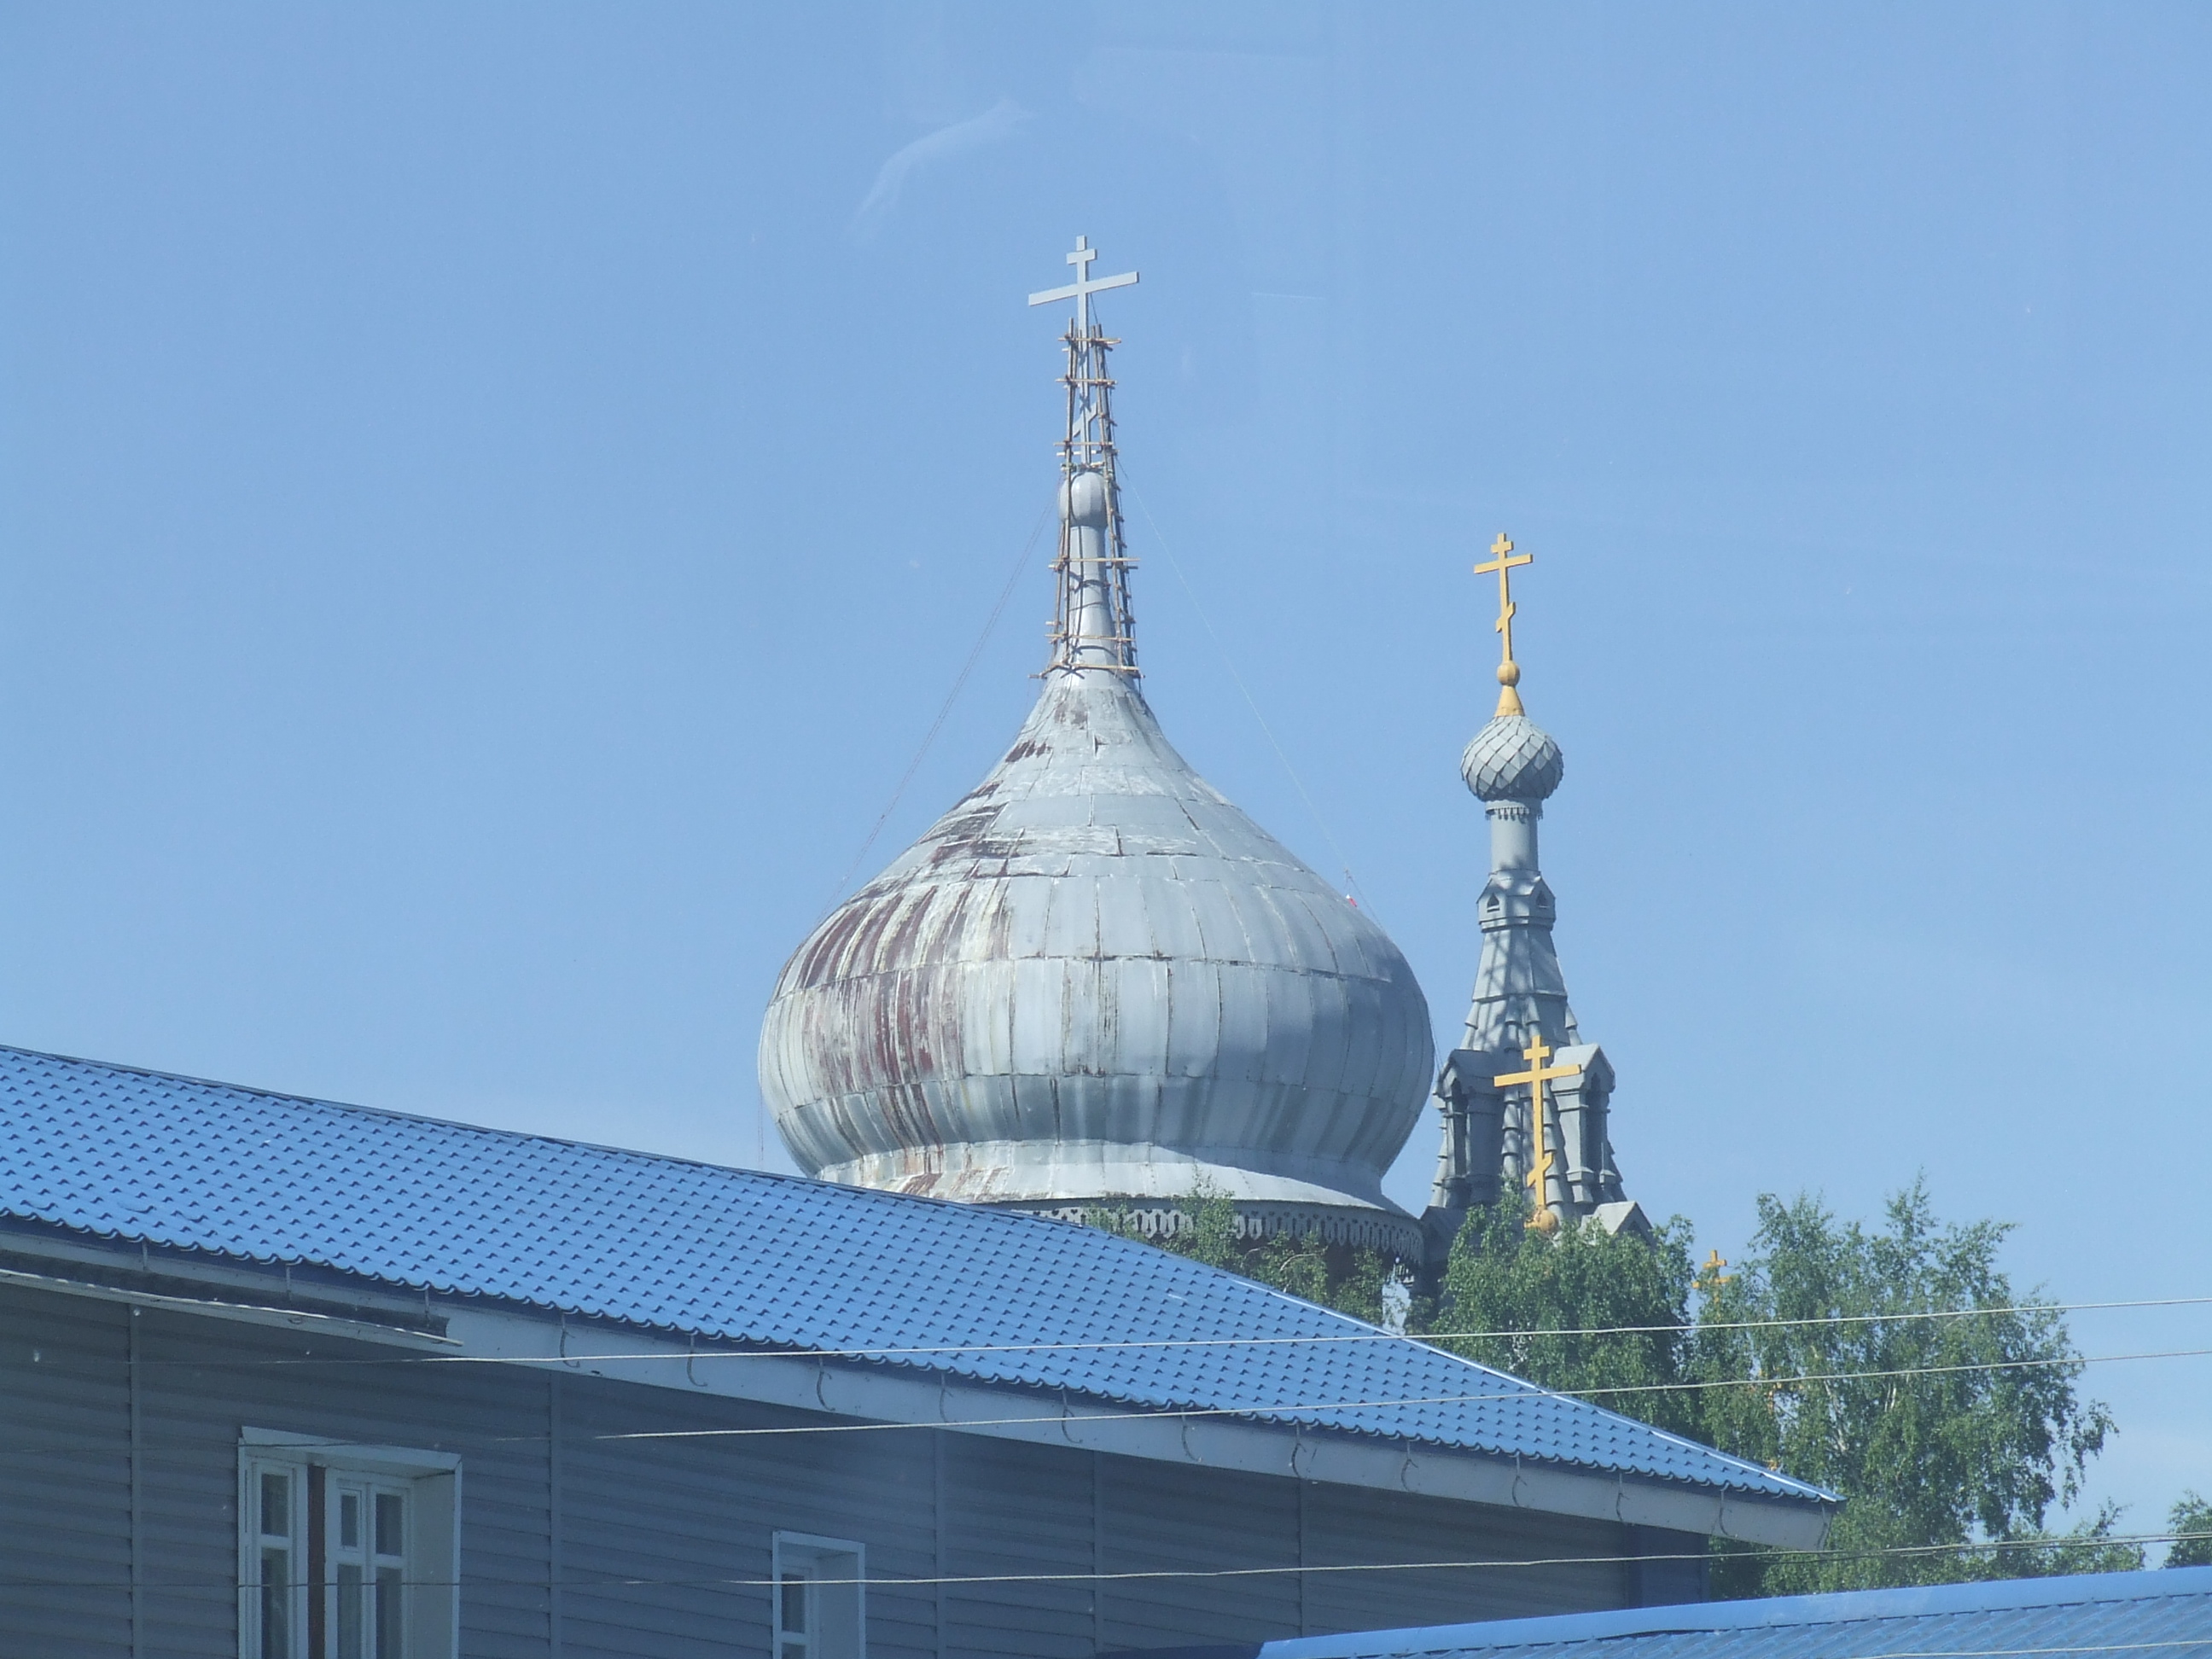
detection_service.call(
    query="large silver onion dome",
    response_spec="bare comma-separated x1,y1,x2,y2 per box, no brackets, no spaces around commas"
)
758,672,1433,1239
758,238,1432,1251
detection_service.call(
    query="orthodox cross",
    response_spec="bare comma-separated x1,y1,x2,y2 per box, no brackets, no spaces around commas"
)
1473,532,1534,716
1700,1249,1734,1288
1494,1033,1580,1233
1028,235,1138,339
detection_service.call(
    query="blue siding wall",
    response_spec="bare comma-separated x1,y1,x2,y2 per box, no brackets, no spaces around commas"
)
0,1284,1678,1659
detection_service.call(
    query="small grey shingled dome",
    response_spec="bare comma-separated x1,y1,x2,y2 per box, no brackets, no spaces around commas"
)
1462,714,1565,801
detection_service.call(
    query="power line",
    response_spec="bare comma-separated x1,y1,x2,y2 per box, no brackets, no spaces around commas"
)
499,1342,2212,1446
70,1293,2212,1372
8,1529,2209,1594
14,1344,2206,1458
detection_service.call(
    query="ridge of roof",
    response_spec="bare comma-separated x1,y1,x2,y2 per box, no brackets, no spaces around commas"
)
0,1041,1832,1507
1259,1565,2212,1658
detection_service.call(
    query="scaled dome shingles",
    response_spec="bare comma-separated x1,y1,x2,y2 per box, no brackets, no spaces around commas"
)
1461,714,1567,803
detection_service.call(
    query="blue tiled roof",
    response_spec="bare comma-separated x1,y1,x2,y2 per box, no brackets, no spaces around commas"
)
0,1045,1825,1505
1259,1564,2212,1659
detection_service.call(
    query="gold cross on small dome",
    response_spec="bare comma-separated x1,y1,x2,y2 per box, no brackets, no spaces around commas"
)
1473,532,1534,717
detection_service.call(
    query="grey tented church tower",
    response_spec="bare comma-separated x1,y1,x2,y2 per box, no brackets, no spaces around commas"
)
759,237,1642,1270
1419,535,1646,1262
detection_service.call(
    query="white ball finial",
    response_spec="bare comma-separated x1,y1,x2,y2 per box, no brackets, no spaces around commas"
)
1060,469,1109,527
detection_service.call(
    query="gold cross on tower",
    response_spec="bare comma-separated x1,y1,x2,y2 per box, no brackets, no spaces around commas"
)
1472,532,1534,718
1493,1033,1581,1233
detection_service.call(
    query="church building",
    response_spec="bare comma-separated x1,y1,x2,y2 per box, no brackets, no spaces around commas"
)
0,242,1822,1659
760,239,1643,1274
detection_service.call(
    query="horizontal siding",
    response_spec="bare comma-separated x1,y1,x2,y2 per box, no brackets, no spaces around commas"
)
556,1370,939,1659
941,1435,1095,1659
1100,1458,1301,1652
0,1289,133,1659
1302,1481,1629,1637
3,1281,1656,1659
131,1299,556,1659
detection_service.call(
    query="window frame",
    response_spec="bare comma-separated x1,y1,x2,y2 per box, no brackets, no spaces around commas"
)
242,1457,307,1659
772,1530,866,1659
238,1430,462,1659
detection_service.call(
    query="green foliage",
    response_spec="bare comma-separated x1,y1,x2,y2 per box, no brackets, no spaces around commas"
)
1692,1181,2115,1595
2005,1505,2145,1578
2168,1492,2212,1569
1095,1174,2188,1597
1432,1179,1703,1439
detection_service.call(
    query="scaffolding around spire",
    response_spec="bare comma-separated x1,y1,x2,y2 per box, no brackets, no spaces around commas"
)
1029,236,1140,678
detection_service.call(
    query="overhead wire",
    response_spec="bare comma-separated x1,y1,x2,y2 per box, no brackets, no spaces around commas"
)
66,1292,2212,1371
8,1529,2210,1594
558,1342,2212,1445
11,1342,2208,1458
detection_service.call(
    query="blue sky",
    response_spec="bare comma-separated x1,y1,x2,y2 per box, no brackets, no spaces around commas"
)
3,3,2207,1537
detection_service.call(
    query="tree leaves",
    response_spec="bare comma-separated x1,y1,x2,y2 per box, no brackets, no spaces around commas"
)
1432,1176,2133,1594
1091,1175,2176,1592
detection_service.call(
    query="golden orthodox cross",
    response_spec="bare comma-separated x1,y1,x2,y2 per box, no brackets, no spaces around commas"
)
1493,1033,1580,1232
1472,532,1534,716
1701,1250,1734,1286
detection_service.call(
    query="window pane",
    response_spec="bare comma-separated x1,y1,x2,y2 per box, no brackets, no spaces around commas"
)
260,1470,289,1540
782,1644,808,1659
338,1564,364,1659
375,1491,404,1557
374,1565,404,1658
781,1574,809,1633
259,1546,291,1659
341,1491,362,1551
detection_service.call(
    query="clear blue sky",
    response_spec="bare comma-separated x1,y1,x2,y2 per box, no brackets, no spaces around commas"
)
3,3,2207,1539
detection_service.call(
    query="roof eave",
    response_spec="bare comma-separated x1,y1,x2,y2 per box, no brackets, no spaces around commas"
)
0,1219,1832,1540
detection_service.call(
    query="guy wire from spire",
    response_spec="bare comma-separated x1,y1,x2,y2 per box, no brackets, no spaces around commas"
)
1125,480,1382,921
811,494,1057,925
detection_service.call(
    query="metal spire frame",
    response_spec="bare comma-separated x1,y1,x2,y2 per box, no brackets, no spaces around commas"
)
1029,236,1141,678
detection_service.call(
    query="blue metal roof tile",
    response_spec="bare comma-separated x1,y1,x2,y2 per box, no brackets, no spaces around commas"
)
1260,1565,2212,1659
0,1045,1825,1505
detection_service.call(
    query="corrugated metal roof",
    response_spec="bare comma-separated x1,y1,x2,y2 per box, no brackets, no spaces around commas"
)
1258,1565,2212,1659
0,1043,1825,1505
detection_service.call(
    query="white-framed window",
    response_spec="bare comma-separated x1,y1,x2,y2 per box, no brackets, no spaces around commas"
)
772,1532,864,1659
246,1458,305,1659
239,1432,459,1659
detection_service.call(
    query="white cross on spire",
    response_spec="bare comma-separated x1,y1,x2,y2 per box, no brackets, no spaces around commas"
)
1027,235,1138,336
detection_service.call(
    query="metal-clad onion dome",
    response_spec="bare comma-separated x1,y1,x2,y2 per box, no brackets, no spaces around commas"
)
1461,714,1564,803
758,239,1433,1253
